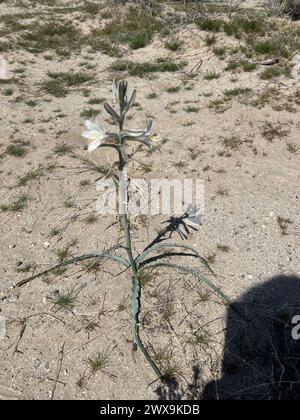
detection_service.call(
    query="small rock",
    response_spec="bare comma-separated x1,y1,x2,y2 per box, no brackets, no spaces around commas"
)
269,211,274,218
8,294,18,303
16,261,23,267
43,241,50,249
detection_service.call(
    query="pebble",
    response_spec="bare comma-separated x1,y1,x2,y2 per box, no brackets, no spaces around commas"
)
7,294,18,303
43,241,50,248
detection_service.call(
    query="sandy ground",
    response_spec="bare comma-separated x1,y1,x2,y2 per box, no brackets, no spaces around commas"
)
0,0,299,400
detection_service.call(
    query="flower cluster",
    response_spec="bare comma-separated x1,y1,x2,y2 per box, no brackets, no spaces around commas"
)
82,80,159,153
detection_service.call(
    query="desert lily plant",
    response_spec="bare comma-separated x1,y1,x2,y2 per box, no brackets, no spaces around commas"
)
15,80,245,380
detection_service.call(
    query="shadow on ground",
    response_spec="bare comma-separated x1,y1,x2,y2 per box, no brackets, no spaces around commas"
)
156,275,300,400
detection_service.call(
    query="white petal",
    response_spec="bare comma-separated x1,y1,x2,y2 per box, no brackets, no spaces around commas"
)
81,130,93,139
145,119,154,135
122,129,145,138
88,139,102,152
185,215,203,228
82,130,106,141
184,205,203,228
84,119,104,132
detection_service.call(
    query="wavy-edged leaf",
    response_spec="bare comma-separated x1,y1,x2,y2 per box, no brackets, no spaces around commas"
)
104,102,120,122
141,261,248,320
143,261,229,303
124,89,136,113
125,137,154,149
145,118,154,135
136,242,213,274
118,80,128,109
15,248,130,288
131,276,162,378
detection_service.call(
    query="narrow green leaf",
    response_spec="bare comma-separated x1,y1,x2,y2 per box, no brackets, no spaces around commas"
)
124,89,136,113
143,261,228,303
104,102,121,122
136,242,213,274
15,248,130,287
142,261,248,320
130,275,162,378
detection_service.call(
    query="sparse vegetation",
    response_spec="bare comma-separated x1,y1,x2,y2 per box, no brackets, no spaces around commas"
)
85,214,98,224
3,88,13,96
87,353,108,374
286,142,298,153
213,46,226,57
261,122,289,142
197,18,223,32
2,1,299,400
166,85,181,93
112,58,185,77
224,87,252,97
260,66,290,80
17,167,43,186
42,71,93,97
277,216,293,235
217,244,230,252
48,289,76,311
184,106,199,113
223,136,241,150
80,109,100,118
146,92,158,99
19,21,82,55
53,142,73,155
204,34,217,46
88,97,105,105
204,71,220,80
165,37,183,51
16,263,33,273
1,194,28,212
6,144,27,157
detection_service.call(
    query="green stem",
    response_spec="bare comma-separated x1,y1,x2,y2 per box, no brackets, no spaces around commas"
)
117,107,162,378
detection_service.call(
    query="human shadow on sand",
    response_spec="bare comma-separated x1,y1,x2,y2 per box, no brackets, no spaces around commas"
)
156,275,300,400
203,274,300,400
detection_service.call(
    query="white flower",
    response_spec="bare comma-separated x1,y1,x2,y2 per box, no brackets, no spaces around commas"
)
122,119,154,140
183,204,203,229
82,120,107,152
